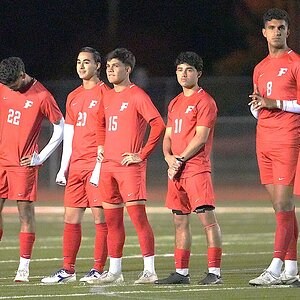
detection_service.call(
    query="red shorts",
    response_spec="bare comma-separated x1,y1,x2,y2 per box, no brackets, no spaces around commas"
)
256,141,298,186
166,172,215,214
293,151,300,195
0,167,38,201
64,168,102,208
99,165,146,204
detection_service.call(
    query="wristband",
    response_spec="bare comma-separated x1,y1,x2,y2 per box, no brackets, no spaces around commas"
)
176,157,185,163
276,100,281,109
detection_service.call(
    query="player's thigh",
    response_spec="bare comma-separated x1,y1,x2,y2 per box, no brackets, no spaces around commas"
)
272,144,298,185
0,169,8,199
99,171,122,204
183,172,216,212
166,179,191,214
7,167,38,201
115,168,146,202
256,145,273,185
64,169,88,207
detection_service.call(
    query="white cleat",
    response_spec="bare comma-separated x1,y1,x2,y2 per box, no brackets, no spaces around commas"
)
280,270,299,285
14,269,29,282
79,269,103,282
134,270,158,284
87,270,124,284
41,268,76,284
249,270,280,286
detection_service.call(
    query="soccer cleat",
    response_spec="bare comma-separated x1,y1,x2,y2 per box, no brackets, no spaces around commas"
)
279,270,299,285
87,271,124,284
154,272,190,284
198,272,223,285
41,268,76,284
14,269,29,282
134,270,158,284
79,269,103,282
249,270,280,286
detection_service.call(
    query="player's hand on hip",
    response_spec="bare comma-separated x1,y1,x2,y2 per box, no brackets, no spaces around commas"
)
121,152,142,166
20,154,35,167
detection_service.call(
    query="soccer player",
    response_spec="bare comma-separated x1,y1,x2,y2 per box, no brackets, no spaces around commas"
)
154,52,222,285
0,57,64,282
41,47,110,284
88,48,165,284
248,8,300,286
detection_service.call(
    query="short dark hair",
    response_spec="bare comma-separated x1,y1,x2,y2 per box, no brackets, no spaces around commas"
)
79,46,101,77
175,52,203,72
0,57,25,85
106,48,136,71
263,8,290,27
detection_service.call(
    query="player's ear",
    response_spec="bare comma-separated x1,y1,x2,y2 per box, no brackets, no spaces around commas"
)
262,28,266,38
197,71,202,78
126,66,132,74
96,62,101,71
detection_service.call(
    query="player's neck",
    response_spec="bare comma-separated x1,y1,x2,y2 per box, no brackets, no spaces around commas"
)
182,85,199,97
113,78,131,92
82,77,100,89
268,45,290,58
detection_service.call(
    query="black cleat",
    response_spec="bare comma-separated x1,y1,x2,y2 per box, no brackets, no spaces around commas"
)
198,273,223,285
154,272,190,284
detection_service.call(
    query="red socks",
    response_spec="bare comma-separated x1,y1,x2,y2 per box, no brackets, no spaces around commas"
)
19,232,35,259
103,207,125,258
0,228,3,241
174,248,190,269
93,223,108,272
274,211,294,260
284,210,298,261
126,205,155,257
207,247,222,268
63,223,81,273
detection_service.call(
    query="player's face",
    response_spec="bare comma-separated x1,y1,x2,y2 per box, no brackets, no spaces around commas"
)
262,19,290,49
106,58,131,85
176,63,201,88
76,52,100,80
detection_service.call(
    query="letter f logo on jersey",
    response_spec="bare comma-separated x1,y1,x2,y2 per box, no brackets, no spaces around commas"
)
24,100,33,109
88,100,98,108
120,102,128,111
185,106,194,113
277,68,288,76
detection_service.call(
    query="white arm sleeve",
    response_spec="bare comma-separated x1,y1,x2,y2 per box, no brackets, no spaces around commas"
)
249,104,259,119
55,124,74,186
89,161,101,187
30,118,64,166
280,100,300,113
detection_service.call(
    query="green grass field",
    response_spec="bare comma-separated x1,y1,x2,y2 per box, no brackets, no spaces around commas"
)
0,200,299,299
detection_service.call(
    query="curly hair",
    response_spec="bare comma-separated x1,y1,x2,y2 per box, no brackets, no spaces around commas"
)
175,52,203,72
263,8,290,28
106,48,136,71
0,57,25,85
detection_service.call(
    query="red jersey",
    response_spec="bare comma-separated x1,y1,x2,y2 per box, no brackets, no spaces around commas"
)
254,50,300,144
65,81,110,170
98,84,162,169
167,88,217,177
0,80,63,167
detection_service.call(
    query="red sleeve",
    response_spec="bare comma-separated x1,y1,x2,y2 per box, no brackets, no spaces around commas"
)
139,116,165,160
96,99,106,145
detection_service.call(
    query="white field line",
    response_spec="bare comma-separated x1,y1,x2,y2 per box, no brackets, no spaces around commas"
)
2,206,274,214
0,285,292,300
0,251,272,264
